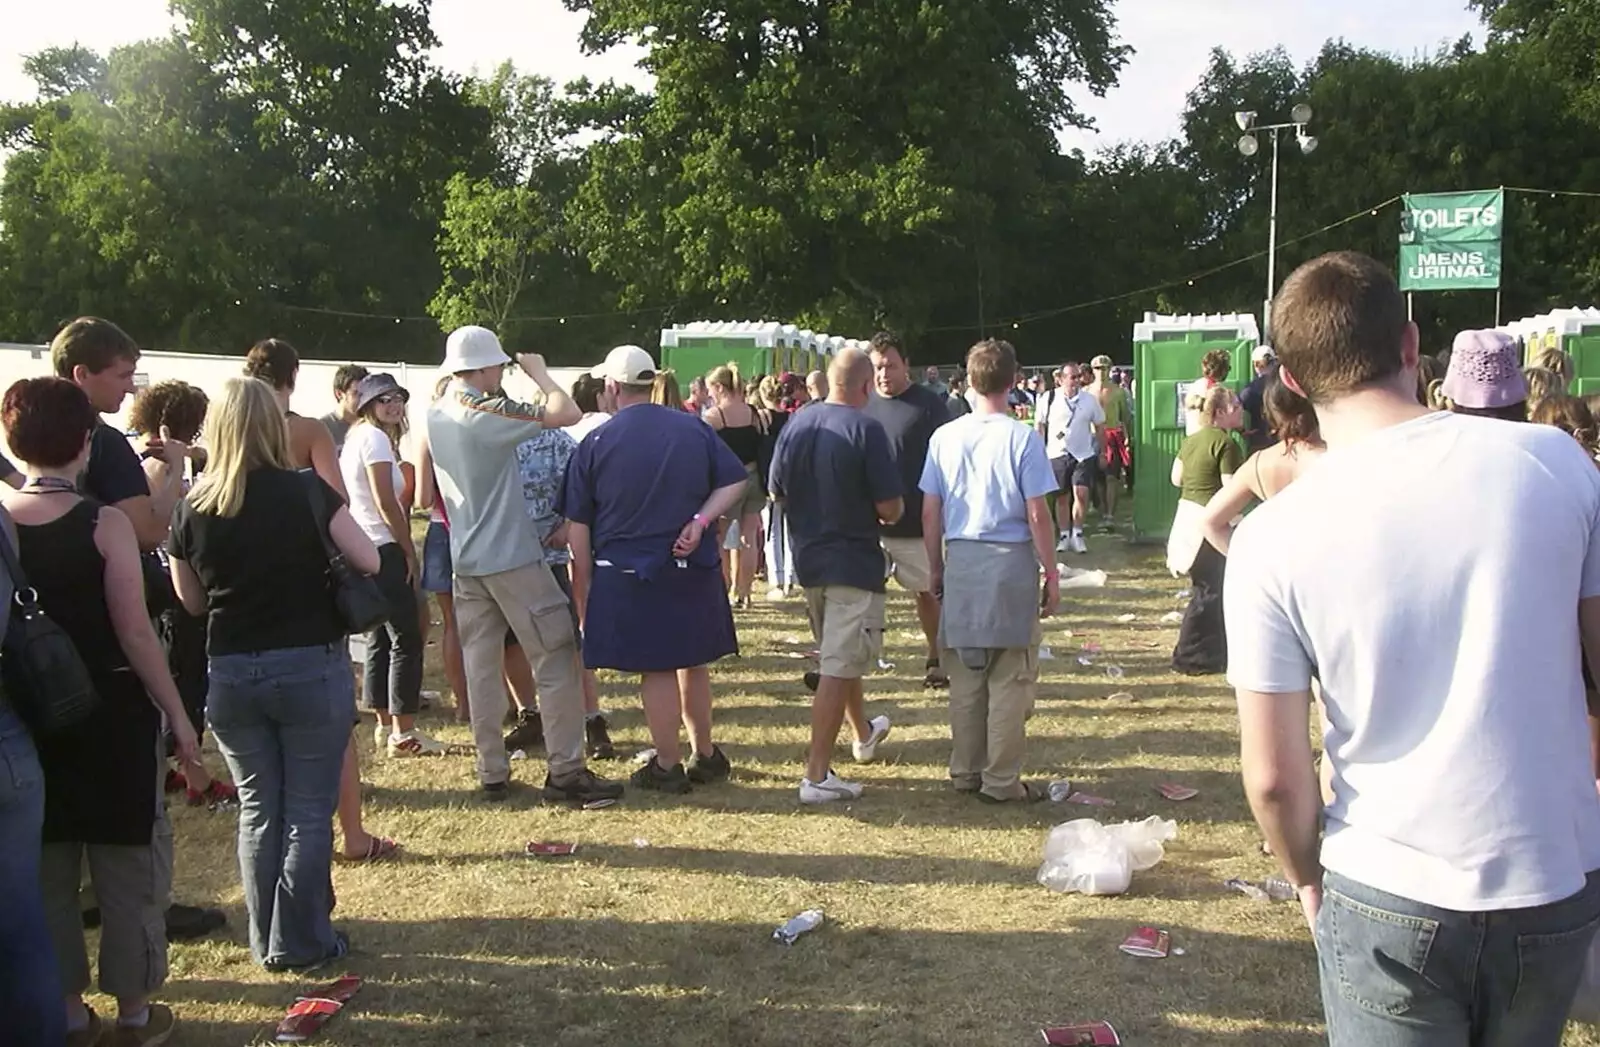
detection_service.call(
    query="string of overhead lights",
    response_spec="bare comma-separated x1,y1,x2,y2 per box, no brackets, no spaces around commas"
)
242,184,1600,331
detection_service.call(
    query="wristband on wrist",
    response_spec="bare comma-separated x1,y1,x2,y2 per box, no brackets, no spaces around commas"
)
692,513,708,527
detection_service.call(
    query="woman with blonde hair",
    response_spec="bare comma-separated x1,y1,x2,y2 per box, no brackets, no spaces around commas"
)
169,377,379,972
245,338,391,862
1168,385,1243,674
705,361,768,608
652,369,687,412
1535,345,1575,388
1523,366,1563,412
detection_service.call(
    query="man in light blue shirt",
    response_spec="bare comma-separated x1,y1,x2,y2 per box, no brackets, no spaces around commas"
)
919,338,1059,803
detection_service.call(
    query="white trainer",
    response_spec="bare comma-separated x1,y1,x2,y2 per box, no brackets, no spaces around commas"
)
1055,534,1072,553
852,715,892,763
1070,532,1088,555
388,730,448,757
374,721,390,750
799,772,864,804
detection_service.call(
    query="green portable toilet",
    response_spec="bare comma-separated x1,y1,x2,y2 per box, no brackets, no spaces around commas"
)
1501,308,1600,396
1131,312,1260,541
660,322,789,394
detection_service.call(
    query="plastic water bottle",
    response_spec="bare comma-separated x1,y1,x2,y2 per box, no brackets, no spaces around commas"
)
773,909,825,945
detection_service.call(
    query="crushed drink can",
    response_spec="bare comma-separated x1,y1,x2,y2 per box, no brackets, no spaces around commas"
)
773,908,825,945
1263,877,1297,901
1047,780,1075,803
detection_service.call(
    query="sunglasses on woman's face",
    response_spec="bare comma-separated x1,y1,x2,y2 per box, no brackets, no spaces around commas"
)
374,393,405,406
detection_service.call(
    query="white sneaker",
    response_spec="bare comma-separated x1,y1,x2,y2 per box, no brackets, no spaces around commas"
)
766,587,787,602
374,721,390,750
1070,532,1088,555
388,730,447,757
852,715,892,763
1055,534,1072,553
800,772,864,804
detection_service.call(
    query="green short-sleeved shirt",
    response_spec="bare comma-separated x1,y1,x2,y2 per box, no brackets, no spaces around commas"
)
1177,428,1243,505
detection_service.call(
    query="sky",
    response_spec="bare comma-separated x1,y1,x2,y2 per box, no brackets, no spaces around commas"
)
2,0,1483,153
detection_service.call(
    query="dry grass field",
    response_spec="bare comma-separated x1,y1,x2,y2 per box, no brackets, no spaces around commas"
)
109,527,1600,1046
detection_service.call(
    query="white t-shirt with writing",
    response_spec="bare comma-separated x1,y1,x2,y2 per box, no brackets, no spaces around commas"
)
1226,411,1600,911
1041,389,1104,461
340,423,403,547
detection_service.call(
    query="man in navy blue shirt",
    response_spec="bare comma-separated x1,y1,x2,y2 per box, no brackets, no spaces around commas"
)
561,345,749,795
864,331,950,689
770,348,902,804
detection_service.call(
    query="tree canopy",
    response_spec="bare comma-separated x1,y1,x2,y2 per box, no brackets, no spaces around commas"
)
2,0,1600,364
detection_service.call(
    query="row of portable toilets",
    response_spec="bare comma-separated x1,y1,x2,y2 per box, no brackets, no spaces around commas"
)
656,310,1600,540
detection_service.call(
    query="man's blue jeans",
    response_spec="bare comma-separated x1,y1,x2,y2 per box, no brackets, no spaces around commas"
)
0,700,65,1045
1318,868,1600,1046
209,643,352,968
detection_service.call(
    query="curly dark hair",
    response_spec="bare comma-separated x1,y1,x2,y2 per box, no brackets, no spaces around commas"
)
127,379,209,442
1200,349,1232,382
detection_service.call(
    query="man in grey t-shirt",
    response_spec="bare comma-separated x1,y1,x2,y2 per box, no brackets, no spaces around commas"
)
320,364,368,452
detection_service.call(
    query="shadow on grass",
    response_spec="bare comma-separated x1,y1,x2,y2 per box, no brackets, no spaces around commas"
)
160,915,1323,1047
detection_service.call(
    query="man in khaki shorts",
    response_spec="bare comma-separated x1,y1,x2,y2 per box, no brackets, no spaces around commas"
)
864,331,952,687
770,349,902,803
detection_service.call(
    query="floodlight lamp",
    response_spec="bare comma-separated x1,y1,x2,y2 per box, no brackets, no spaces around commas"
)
1237,133,1260,157
1298,133,1319,155
1235,110,1257,131
1291,103,1313,126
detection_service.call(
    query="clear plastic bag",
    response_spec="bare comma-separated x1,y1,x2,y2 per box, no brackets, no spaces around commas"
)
1036,817,1178,896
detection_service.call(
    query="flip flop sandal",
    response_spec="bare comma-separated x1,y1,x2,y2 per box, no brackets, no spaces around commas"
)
340,836,399,864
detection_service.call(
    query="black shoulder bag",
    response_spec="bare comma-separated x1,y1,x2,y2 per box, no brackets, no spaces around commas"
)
300,473,389,634
0,523,100,735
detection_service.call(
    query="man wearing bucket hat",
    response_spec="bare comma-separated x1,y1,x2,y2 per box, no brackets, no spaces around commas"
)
559,345,747,795
426,325,623,804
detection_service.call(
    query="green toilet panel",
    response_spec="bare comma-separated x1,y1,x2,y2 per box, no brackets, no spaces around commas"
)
1568,329,1600,397
1131,333,1255,542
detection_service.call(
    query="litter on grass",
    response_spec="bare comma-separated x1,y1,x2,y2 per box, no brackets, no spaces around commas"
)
1038,646,1055,661
632,748,657,766
1059,566,1109,589
1106,691,1135,702
1104,665,1125,679
1115,614,1137,623
1160,611,1185,623
773,909,825,945
1038,817,1178,896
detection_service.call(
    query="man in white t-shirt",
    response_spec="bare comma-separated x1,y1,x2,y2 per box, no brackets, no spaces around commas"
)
1035,364,1103,554
1226,251,1600,1046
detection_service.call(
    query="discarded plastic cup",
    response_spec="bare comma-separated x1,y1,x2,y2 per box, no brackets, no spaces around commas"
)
1077,656,1095,667
1115,614,1137,623
773,909,825,945
1160,611,1184,624
1105,665,1125,679
1048,780,1075,803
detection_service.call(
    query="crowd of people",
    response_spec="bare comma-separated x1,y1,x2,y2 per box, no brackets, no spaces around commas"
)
5,247,1600,1045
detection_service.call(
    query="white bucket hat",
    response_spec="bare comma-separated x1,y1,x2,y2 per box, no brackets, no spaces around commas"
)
442,325,512,373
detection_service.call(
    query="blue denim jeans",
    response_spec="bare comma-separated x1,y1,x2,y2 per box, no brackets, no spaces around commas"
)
1317,868,1600,1046
209,643,353,967
362,542,423,717
0,701,65,1045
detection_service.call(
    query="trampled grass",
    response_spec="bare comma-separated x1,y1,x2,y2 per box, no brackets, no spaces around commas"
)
116,529,1600,1045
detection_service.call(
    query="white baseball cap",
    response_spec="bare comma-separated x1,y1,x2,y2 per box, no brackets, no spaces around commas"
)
442,325,511,373
1252,344,1277,363
591,344,658,383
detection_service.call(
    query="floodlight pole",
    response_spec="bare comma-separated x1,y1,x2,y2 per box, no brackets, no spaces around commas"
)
1266,127,1281,342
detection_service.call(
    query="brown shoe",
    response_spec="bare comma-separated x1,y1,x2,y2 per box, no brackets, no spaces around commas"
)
65,1007,102,1047
105,1004,176,1046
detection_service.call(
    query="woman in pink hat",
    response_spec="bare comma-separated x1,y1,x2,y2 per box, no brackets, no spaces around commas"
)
1439,330,1528,420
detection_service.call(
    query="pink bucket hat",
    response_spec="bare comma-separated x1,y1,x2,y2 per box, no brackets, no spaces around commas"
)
1441,330,1526,409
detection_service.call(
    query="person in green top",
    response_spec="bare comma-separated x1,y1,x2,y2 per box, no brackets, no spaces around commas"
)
1168,386,1243,675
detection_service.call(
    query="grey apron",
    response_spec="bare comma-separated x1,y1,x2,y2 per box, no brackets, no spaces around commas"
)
940,539,1041,669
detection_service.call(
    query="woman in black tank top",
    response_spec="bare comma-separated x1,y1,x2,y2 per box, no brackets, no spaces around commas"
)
706,363,769,607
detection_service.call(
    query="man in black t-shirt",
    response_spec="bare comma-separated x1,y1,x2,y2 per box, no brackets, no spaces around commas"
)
864,332,951,689
770,349,903,804
52,316,226,943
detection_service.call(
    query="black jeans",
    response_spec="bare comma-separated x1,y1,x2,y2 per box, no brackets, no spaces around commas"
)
362,543,423,716
1172,540,1227,675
